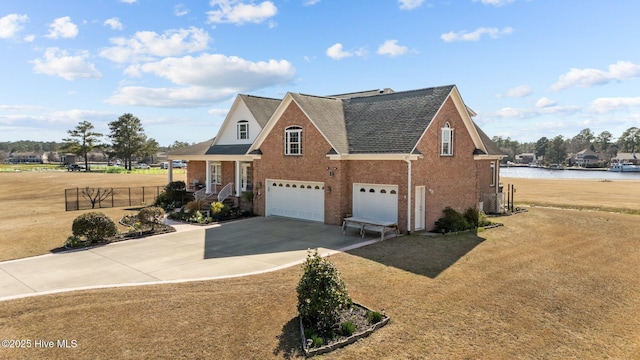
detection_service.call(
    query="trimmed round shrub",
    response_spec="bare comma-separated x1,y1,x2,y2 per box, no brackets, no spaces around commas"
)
72,212,117,244
137,206,165,230
297,249,352,334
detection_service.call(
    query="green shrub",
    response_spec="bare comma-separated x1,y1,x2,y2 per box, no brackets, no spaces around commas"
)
154,181,186,210
463,207,480,228
310,334,323,348
341,321,355,336
137,206,165,230
72,212,117,244
297,249,352,335
478,210,492,227
65,235,85,248
211,201,231,219
189,210,205,224
435,207,470,232
367,311,383,324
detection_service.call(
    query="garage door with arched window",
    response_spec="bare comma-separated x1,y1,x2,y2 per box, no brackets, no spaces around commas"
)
266,180,324,222
352,183,398,223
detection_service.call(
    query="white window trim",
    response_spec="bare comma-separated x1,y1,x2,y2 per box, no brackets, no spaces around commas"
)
237,121,249,140
285,126,302,156
440,123,454,156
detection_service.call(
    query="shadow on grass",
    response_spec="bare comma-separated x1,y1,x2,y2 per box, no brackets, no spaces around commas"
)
346,231,485,278
273,317,303,359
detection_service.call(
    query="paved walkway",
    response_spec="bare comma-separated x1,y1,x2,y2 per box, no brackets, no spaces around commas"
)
0,217,383,301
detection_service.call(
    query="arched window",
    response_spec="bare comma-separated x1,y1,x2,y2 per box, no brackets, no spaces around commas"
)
441,122,454,156
285,126,302,155
237,120,249,140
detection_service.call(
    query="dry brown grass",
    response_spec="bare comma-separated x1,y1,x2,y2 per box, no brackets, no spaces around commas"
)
0,171,185,261
1,173,640,359
503,177,640,213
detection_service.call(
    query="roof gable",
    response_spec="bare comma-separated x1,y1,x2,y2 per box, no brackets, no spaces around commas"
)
214,94,280,146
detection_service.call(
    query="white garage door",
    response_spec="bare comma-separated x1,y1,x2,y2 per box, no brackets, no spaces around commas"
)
353,183,398,223
266,180,324,222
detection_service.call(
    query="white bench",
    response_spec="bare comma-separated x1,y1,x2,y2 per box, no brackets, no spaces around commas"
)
342,217,399,241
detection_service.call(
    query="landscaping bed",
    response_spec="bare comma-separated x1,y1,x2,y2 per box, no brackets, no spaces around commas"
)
300,303,389,357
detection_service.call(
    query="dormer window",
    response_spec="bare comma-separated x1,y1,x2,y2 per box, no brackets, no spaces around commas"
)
285,126,302,155
237,120,249,140
441,122,454,156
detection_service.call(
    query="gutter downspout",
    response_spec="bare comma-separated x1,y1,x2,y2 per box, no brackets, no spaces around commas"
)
404,157,412,235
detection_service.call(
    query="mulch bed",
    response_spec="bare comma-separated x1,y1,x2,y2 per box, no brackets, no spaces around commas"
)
300,303,390,357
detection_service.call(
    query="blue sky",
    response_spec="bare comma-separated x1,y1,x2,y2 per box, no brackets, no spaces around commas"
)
1,0,639,146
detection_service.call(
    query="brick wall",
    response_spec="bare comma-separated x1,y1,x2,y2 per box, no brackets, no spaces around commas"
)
186,161,206,187
412,97,480,230
253,95,494,233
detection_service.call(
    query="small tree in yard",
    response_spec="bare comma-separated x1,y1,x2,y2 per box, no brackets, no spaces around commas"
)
82,187,115,209
297,249,352,335
137,206,165,231
72,212,117,244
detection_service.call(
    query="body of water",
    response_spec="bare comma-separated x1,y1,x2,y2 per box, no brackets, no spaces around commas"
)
500,166,640,180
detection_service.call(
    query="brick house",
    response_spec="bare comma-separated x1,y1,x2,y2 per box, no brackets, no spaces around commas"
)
169,85,505,233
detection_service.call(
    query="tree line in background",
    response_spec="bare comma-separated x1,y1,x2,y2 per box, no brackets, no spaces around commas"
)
492,127,640,166
0,116,196,169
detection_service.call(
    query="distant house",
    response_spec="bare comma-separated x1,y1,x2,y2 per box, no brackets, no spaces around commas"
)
8,151,48,164
574,148,600,167
515,153,536,164
612,152,639,165
169,85,506,233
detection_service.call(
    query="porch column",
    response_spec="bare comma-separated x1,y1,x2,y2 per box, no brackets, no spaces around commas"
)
205,160,211,193
235,160,241,196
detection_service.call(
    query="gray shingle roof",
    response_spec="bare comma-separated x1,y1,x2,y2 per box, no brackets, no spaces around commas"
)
473,123,505,156
168,138,215,156
239,94,280,127
342,85,455,153
290,93,348,154
205,144,252,155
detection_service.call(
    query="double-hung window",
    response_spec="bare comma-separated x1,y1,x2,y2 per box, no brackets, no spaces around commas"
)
490,162,496,186
237,120,249,140
285,126,302,155
441,122,454,156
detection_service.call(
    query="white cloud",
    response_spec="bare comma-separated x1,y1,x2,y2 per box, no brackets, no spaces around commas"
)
120,0,137,3
499,85,532,98
100,27,210,63
23,34,36,42
46,17,78,39
31,48,102,81
105,86,238,108
326,43,351,60
207,0,278,25
551,61,640,91
536,97,556,108
104,17,123,30
377,39,408,57
492,102,578,119
473,0,514,6
132,54,295,88
588,97,640,114
441,26,513,42
0,14,29,39
208,108,229,116
304,0,321,5
106,53,295,108
398,0,425,10
174,4,190,16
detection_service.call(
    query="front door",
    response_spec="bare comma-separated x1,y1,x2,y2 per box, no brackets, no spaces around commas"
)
415,186,426,231
241,163,252,191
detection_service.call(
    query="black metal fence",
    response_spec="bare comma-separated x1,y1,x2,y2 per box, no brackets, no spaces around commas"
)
65,186,164,211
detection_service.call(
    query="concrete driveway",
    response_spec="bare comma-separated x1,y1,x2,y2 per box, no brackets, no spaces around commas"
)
0,217,383,301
